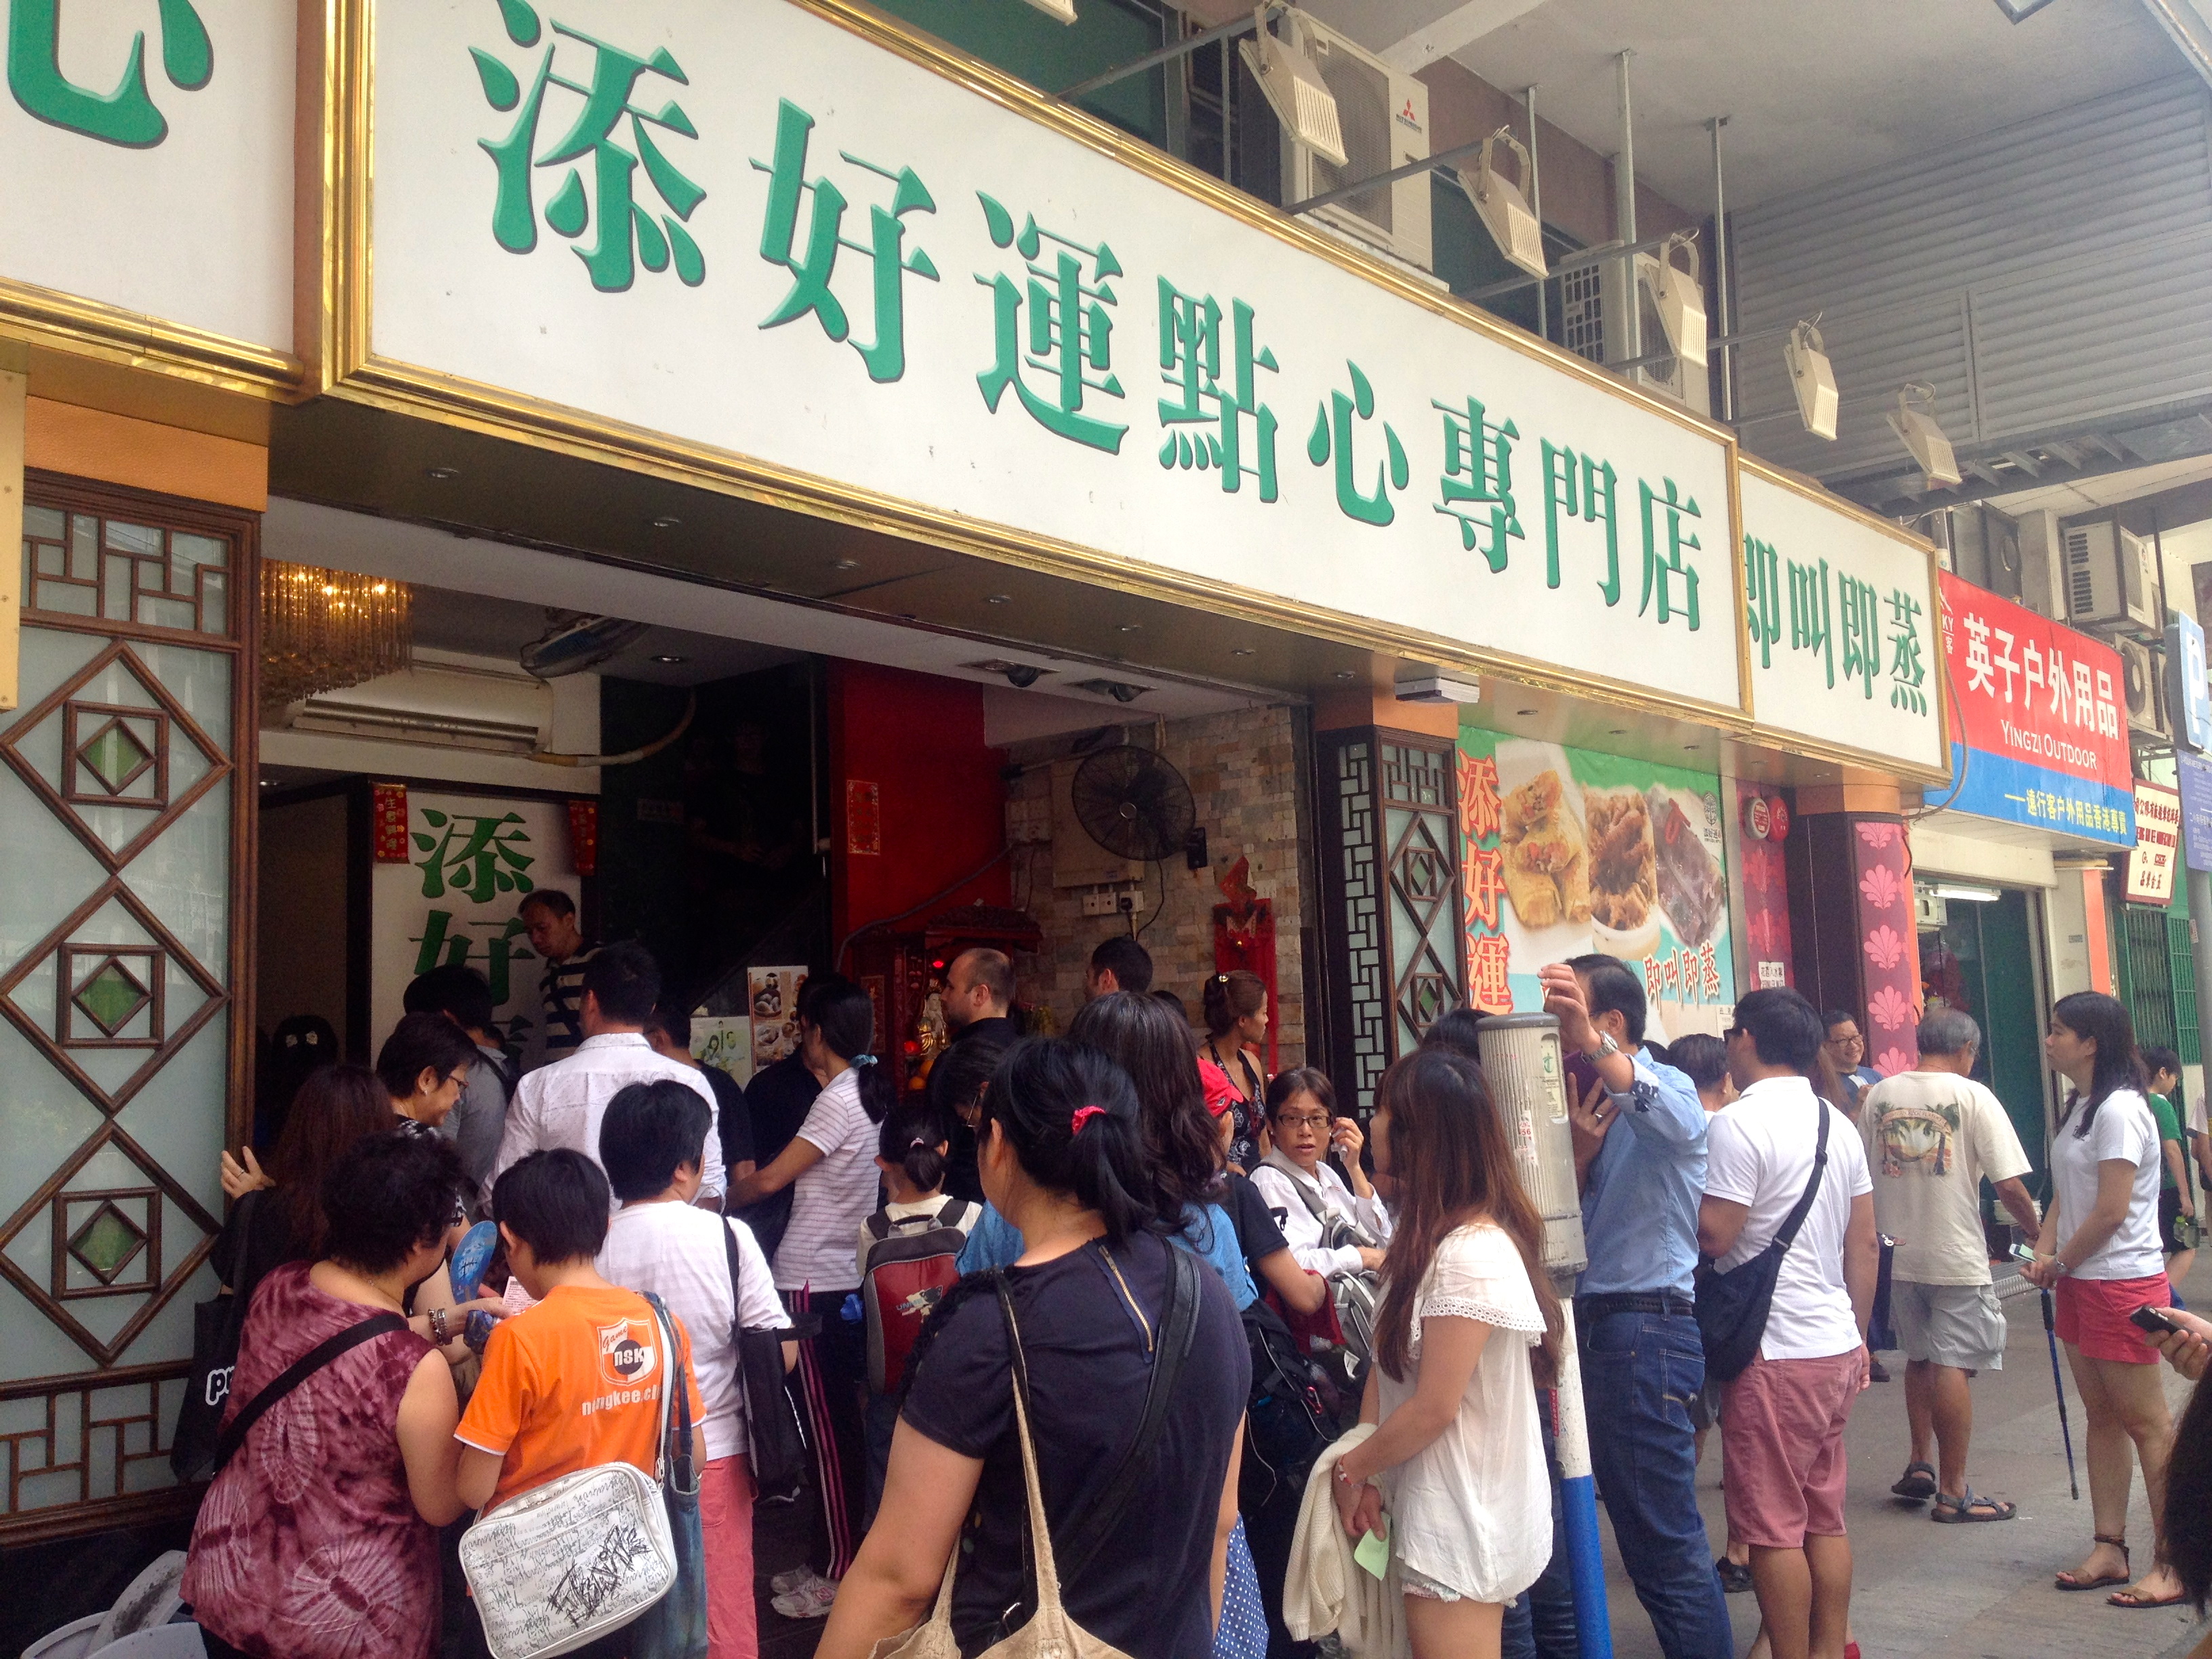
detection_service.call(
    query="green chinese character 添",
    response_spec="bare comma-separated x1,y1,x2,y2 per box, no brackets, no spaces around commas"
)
1637,477,1702,630
1839,574,1882,699
7,0,210,148
753,98,938,384
1887,588,1929,715
975,193,1127,453
1155,281,1279,500
413,808,538,905
1538,441,1620,599
1433,396,1522,573
1745,535,1782,670
1306,361,1408,528
1788,557,1835,690
473,2,707,293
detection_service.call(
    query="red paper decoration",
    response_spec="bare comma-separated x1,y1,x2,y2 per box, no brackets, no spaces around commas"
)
371,781,410,863
567,799,600,877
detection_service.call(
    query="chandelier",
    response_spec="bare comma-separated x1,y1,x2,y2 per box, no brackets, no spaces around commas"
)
261,561,412,711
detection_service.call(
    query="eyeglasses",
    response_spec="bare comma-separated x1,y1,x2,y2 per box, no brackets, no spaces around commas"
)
1274,1113,1332,1130
1827,1033,1864,1050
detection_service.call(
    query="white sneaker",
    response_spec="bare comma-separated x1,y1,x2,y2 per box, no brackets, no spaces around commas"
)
768,1566,818,1597
771,1570,840,1620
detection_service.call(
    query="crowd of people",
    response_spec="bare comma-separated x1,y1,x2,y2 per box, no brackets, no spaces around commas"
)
177,894,2212,1659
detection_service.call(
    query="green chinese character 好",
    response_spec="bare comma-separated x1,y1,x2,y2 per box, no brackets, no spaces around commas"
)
753,99,938,384
975,193,1127,453
1887,588,1929,715
473,2,707,293
1538,441,1620,599
1433,396,1522,573
1155,281,1279,500
1637,477,1702,630
1306,361,1408,528
1744,535,1782,670
414,808,538,905
1788,557,1835,689
7,0,210,148
1839,575,1881,699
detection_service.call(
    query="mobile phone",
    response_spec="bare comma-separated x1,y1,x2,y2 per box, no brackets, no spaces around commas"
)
2010,1242,2038,1265
1564,1051,1602,1105
2129,1305,2182,1336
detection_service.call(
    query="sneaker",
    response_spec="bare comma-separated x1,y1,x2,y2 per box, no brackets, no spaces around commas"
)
771,1572,840,1621
768,1567,821,1597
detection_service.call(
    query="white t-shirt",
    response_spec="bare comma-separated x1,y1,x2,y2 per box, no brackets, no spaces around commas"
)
2051,1088,2164,1281
774,1069,880,1292
1860,1071,2032,1286
596,1203,785,1462
1704,1076,1872,1361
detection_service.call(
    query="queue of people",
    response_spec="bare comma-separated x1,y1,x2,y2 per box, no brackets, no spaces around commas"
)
184,892,2212,1659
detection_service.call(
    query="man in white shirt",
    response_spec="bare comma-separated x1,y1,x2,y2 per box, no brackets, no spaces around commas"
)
1860,1008,2041,1520
1699,988,1877,1659
489,941,724,1207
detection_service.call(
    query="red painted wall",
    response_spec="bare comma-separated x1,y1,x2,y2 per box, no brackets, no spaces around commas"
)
828,660,1010,949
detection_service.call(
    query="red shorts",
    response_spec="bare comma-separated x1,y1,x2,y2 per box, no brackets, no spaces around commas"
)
1720,1348,1864,1549
2054,1273,2172,1364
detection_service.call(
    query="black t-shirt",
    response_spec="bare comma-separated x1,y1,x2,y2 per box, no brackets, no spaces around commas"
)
930,1017,1019,1204
702,1065,754,1168
741,1055,820,1165
901,1231,1250,1658
1220,1171,1291,1267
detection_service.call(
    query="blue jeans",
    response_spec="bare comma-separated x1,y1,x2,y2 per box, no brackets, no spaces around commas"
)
1500,1391,1577,1659
1577,1308,1732,1659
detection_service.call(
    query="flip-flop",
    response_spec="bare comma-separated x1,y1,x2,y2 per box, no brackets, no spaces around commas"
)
1889,1462,1938,1500
1931,1490,2015,1523
2108,1584,2187,1609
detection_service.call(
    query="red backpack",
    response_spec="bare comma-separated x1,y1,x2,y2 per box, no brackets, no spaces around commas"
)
861,1200,975,1393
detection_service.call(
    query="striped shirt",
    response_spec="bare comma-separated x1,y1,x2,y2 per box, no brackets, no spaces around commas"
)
773,1069,880,1292
533,944,597,1066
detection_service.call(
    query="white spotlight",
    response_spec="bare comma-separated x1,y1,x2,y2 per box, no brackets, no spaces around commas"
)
1785,320,1839,440
1456,127,1546,279
1888,382,1962,488
1650,231,1706,367
1019,0,1077,20
1240,8,1347,170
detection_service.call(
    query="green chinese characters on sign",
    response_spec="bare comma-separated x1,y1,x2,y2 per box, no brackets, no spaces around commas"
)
1636,478,1702,630
1155,281,1278,501
753,99,938,384
1744,535,1782,670
473,2,706,292
1307,361,1408,528
975,194,1127,453
1887,588,1929,715
1839,574,1881,699
1788,556,1835,689
1538,441,1619,598
1432,396,1522,573
7,0,210,148
413,912,535,1005
415,807,537,905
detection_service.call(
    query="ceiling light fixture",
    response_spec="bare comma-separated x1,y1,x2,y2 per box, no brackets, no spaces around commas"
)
426,466,459,481
1240,8,1347,169
1888,382,1963,488
1232,648,1256,657
985,594,1011,605
834,558,860,571
652,653,687,664
1933,881,2003,903
650,515,681,529
1456,127,1546,279
1785,320,1839,441
1118,623,1143,632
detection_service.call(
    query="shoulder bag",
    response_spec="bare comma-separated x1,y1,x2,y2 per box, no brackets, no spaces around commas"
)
459,1294,694,1659
175,1189,275,1481
722,1218,811,1503
1694,1100,1830,1382
1261,1152,1382,1364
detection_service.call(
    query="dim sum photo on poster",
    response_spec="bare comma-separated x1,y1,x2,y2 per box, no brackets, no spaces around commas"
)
1458,731,1735,1040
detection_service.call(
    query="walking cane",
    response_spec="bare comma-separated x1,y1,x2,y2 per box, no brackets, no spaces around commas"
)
2041,1287,2081,1500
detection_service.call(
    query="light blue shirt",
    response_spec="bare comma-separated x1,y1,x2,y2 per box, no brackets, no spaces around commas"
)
956,1200,1258,1309
1576,1048,1709,1300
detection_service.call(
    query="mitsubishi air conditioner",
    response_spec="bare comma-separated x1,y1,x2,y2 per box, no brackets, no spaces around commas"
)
1558,251,1711,416
2063,517,2159,638
2118,636,2168,741
1277,14,1433,274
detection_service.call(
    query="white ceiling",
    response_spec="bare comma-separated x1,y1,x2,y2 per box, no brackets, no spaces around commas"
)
1987,454,2212,518
1305,0,2179,210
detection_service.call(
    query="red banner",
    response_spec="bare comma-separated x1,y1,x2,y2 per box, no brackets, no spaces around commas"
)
371,781,410,863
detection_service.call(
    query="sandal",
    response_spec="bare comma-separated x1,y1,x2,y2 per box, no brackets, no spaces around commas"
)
2110,1574,2186,1610
1931,1490,2015,1523
2056,1534,2130,1592
1889,1462,1938,1501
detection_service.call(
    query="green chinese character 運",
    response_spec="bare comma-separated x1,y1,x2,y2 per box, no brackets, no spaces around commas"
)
1636,477,1702,630
472,1,707,293
1839,575,1881,699
1887,588,1929,714
1538,441,1620,598
1433,396,1522,573
1306,361,1408,528
414,808,538,905
1744,535,1782,670
1155,281,1279,500
1788,557,1835,689
975,193,1127,453
753,99,938,384
7,0,210,148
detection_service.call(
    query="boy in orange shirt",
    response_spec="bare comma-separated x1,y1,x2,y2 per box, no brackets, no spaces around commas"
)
457,1149,703,1658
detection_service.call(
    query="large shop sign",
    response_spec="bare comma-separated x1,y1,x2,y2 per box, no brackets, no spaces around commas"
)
1936,572,2134,846
361,0,1743,718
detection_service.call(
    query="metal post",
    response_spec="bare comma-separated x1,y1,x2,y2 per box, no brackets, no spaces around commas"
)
1527,85,1547,342
1551,1278,1615,1659
1614,50,1639,365
1708,115,1733,423
2190,863,2212,1116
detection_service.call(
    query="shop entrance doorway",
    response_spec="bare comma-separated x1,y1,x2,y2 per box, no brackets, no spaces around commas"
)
1919,887,2047,1185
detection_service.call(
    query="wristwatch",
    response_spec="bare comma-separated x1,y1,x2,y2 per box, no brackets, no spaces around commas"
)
1584,1031,1621,1062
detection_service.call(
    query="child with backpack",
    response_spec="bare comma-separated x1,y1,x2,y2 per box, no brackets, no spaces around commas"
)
857,1099,976,1526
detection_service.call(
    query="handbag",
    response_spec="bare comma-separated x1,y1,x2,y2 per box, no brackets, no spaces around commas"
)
868,1254,1198,1659
1262,1152,1383,1364
1694,1099,1829,1383
628,1292,707,1659
722,1219,811,1504
174,1191,278,1481
459,1294,690,1659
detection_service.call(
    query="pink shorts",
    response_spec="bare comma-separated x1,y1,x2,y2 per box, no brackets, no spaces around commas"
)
1720,1349,1863,1549
699,1454,757,1659
2055,1273,2172,1365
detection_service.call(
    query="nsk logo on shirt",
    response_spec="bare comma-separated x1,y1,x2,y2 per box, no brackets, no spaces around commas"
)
597,1319,658,1389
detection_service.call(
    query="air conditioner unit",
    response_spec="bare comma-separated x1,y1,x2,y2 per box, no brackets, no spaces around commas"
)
274,651,555,756
1277,13,1433,274
2118,636,2167,739
1578,252,1711,415
2063,516,2159,638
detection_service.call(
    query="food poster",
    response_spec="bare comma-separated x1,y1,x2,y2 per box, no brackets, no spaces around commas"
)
691,1015,754,1086
1457,731,1736,1040
747,966,808,1072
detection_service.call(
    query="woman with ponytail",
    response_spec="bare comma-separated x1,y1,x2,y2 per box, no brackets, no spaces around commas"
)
1329,1046,1563,1658
726,976,890,1616
821,1037,1251,1659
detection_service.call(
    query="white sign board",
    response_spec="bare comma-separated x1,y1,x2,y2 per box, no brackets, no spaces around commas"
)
1738,466,1944,773
0,0,294,355
367,0,1744,714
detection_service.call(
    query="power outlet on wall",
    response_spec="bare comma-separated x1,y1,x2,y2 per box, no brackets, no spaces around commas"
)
1080,887,1139,916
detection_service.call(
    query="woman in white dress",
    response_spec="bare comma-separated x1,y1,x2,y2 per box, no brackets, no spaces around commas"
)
1250,1068,1392,1278
1330,1046,1562,1659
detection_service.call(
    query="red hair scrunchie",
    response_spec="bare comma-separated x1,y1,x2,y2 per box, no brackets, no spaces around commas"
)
1070,1105,1106,1134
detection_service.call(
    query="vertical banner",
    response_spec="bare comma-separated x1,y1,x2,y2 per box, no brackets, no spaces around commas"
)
2181,752,2212,874
1734,783,1795,991
2127,780,2181,906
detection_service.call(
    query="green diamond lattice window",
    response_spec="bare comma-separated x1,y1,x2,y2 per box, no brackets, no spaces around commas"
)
78,718,152,795
68,1202,147,1284
73,959,150,1037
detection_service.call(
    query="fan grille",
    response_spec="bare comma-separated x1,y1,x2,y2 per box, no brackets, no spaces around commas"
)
1069,747,1196,863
